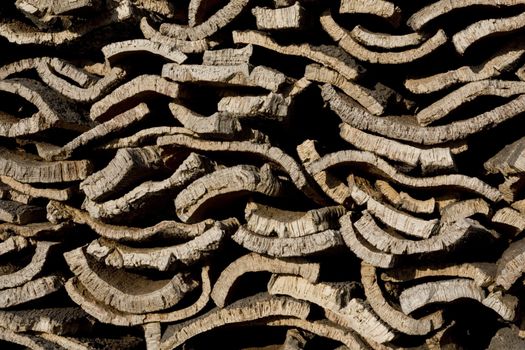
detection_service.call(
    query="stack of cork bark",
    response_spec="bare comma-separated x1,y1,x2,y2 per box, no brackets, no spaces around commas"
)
1,0,525,349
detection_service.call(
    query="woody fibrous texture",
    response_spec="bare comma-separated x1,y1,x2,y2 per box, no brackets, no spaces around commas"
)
1,0,525,349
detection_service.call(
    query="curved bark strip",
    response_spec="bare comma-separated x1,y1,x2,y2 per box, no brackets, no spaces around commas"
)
355,211,490,255
361,264,445,336
85,223,228,271
482,291,518,321
0,221,70,239
339,213,396,268
0,241,57,289
416,80,525,126
211,253,321,307
350,25,425,50
305,64,394,116
102,39,187,64
408,0,525,30
64,247,198,314
375,180,436,215
168,103,242,138
306,149,502,202
175,164,284,223
84,152,215,222
89,75,180,122
252,3,307,31
158,134,324,204
65,266,212,326
262,317,371,350
399,279,486,314
495,237,525,290
485,136,525,176
321,11,447,65
0,57,48,80
80,147,164,202
339,0,400,22
160,293,311,350
47,200,216,243
140,18,215,54
381,262,496,287
159,0,250,41
36,60,127,103
323,83,525,148
268,274,394,344
245,201,345,238
202,45,254,65
0,147,92,184
0,175,72,201
453,12,525,54
0,307,91,334
41,103,151,161
232,226,344,257
0,274,65,308
0,235,30,256
440,198,490,224
232,30,364,81
405,45,525,94
492,207,525,233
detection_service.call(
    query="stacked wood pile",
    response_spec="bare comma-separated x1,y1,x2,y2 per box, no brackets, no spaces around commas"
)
2,0,525,349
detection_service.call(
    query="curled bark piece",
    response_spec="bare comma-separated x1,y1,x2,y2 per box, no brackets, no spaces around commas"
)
262,317,371,350
0,199,46,224
297,140,351,204
482,291,518,321
268,274,394,344
0,147,92,183
0,307,91,334
47,200,215,243
245,202,345,238
15,0,99,17
232,30,364,81
0,235,30,256
305,64,394,116
485,136,525,176
0,241,57,289
381,262,496,288
143,322,161,350
89,75,179,122
84,152,215,222
160,293,311,350
0,274,65,308
375,180,435,215
408,0,525,30
440,198,490,224
0,221,70,239
140,18,215,54
232,226,344,257
416,80,525,126
355,211,490,255
399,279,486,315
306,148,502,202
0,175,72,201
340,124,455,174
102,39,187,64
349,185,439,239
175,164,285,223
339,213,396,268
41,103,151,161
159,0,250,41
350,25,425,50
405,45,525,94
453,12,525,54
169,103,242,138
495,237,525,289
36,60,127,103
80,146,164,202
0,78,90,137
252,3,308,31
211,252,320,307
324,84,525,147
202,45,254,65
65,266,211,327
0,57,47,80
492,207,525,234
85,223,228,271
64,247,198,314
361,264,445,336
339,0,399,22
217,90,295,121
321,11,447,64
